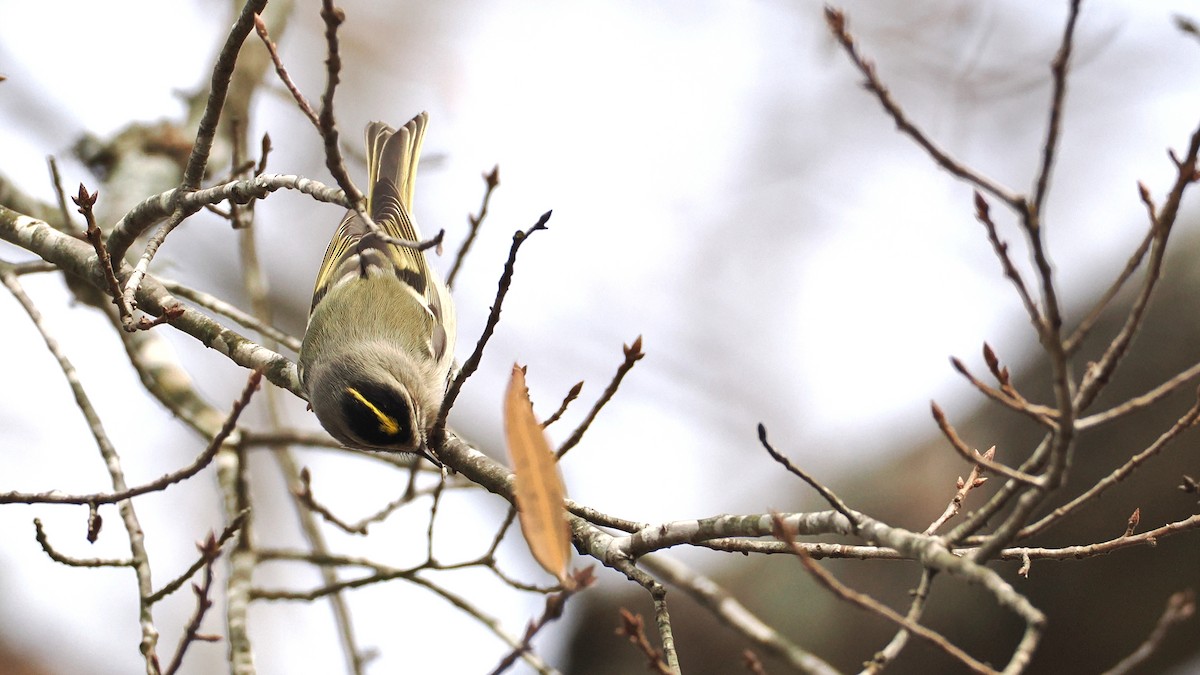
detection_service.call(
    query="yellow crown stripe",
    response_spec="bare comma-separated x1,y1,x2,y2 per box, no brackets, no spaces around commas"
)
345,387,400,435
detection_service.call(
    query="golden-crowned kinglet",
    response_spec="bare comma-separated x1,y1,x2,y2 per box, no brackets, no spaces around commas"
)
298,112,456,453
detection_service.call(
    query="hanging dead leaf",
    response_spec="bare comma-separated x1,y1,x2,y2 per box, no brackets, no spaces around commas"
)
505,364,571,584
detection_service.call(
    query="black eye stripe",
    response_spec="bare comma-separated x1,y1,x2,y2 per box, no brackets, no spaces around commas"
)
342,385,412,446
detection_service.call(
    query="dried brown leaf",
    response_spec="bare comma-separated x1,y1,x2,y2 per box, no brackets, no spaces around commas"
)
505,364,571,583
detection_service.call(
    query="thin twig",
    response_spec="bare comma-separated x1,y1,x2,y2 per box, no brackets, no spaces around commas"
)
929,402,1042,485
949,355,1059,429
863,570,936,674
74,185,136,325
771,513,996,675
162,534,224,675
149,511,249,605
411,575,561,674
447,165,500,288
557,336,643,458
2,253,164,669
604,561,681,674
33,518,132,567
1104,590,1197,675
1019,388,1200,539
485,506,520,560
294,468,369,535
542,381,584,428
5,260,58,275
924,447,993,536
566,499,646,533
824,8,1021,208
974,192,1043,331
616,609,673,675
161,279,303,352
120,207,190,330
0,370,263,506
425,471,449,562
213,161,259,189
1031,0,1082,211
431,211,552,448
254,13,320,126
487,568,595,675
757,423,861,532
1078,358,1200,429
181,0,269,190
316,0,361,206
973,3,1090,566
1063,187,1157,355
942,433,1052,545
46,156,78,234
252,561,563,673
992,513,1200,562
1075,123,1200,412
641,553,839,675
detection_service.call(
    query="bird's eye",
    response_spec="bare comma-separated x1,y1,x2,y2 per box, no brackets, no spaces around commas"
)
342,385,412,446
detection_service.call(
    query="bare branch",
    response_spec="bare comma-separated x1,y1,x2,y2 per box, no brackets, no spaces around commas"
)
772,513,997,675
316,0,360,206
757,423,861,532
824,8,1021,208
864,570,936,674
162,279,303,353
1075,122,1200,412
149,511,249,605
925,447,993,535
448,165,500,288
254,13,320,126
557,336,644,459
929,402,1041,486
1020,389,1200,539
1031,0,1083,212
1104,590,1197,675
431,211,552,448
616,609,673,675
33,518,132,568
949,355,1059,429
2,250,164,668
0,370,263,506
641,554,839,675
74,185,136,326
181,0,270,190
162,533,225,675
1077,358,1200,429
487,568,595,675
542,380,584,428
994,513,1200,563
46,155,78,234
974,192,1043,330
1064,187,1157,355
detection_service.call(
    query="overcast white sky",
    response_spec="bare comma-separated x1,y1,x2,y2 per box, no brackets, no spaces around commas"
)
2,1,1199,673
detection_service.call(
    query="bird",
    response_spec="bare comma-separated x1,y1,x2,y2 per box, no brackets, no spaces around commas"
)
298,112,456,455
